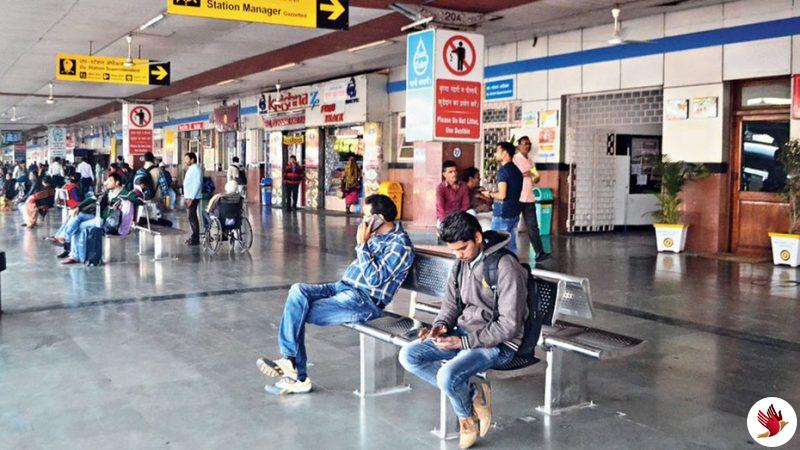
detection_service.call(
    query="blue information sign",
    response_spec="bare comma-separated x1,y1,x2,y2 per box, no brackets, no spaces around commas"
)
485,78,515,101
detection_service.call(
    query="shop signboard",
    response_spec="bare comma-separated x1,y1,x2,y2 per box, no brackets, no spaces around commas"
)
306,76,366,127
258,87,316,117
13,144,26,162
177,121,205,131
48,127,67,158
122,103,154,156
213,104,240,132
167,0,348,31
56,54,169,86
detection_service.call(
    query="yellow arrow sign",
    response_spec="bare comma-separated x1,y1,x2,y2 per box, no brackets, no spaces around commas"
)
56,54,170,86
167,0,349,30
150,65,169,81
319,0,345,21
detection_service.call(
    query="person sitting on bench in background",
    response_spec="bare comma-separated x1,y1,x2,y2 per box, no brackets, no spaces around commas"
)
256,194,415,395
399,212,528,449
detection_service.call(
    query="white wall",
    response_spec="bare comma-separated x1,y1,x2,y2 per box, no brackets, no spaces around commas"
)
662,83,726,163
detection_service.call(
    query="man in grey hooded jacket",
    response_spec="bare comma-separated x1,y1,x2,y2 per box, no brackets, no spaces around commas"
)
399,212,528,449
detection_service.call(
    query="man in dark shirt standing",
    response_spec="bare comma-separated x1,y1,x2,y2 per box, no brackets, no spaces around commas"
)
435,160,470,229
487,142,523,254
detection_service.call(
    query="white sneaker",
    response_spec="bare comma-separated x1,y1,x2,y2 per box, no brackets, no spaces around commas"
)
268,377,312,395
256,357,297,380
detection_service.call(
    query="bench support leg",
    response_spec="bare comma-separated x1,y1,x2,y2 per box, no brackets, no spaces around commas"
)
537,348,595,415
153,235,176,261
431,389,459,440
103,238,126,263
354,334,410,398
138,231,155,256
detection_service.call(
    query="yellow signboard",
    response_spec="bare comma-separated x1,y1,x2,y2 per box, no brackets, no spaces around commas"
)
56,54,171,86
167,0,348,30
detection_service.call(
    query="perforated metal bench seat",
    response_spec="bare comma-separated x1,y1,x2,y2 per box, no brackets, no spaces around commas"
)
415,300,644,360
342,311,419,347
542,321,644,360
343,311,541,372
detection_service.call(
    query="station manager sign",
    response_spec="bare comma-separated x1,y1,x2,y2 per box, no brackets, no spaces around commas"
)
168,0,348,31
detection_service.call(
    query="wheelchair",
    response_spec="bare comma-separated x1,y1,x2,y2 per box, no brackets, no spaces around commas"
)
202,196,253,255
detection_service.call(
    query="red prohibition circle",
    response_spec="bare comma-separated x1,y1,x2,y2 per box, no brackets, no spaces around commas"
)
129,106,152,128
443,35,477,76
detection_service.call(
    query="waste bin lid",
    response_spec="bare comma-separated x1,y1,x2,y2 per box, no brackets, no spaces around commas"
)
533,187,554,202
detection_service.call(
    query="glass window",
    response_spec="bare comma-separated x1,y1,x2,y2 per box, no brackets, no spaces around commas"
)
740,81,790,108
740,120,789,192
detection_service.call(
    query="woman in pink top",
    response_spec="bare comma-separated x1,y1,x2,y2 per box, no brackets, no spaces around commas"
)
513,136,549,262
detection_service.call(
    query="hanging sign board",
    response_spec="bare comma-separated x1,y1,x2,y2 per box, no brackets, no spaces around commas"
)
405,29,483,142
56,54,170,86
167,0,348,31
122,104,154,156
48,127,67,158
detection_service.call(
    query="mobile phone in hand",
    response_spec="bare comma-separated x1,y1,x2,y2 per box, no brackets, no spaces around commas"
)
366,214,385,232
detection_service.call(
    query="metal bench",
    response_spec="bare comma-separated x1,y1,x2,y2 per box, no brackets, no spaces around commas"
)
135,201,187,261
103,234,128,263
342,249,644,439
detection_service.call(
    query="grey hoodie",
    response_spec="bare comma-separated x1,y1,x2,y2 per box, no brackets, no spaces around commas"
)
433,231,528,351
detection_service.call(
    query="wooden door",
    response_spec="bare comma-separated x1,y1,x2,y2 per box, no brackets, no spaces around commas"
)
730,115,791,255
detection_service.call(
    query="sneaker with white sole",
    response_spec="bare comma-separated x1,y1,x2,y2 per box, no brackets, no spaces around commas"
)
256,357,297,380
267,377,312,395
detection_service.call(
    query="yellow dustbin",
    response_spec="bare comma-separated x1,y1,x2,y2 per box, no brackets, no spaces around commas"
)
378,181,403,219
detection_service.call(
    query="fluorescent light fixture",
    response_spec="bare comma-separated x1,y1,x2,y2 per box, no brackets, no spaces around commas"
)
175,90,192,96
216,78,239,86
270,62,297,72
348,40,390,53
139,13,165,31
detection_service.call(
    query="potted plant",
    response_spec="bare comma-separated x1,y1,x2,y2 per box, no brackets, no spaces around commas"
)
768,139,800,267
651,156,708,253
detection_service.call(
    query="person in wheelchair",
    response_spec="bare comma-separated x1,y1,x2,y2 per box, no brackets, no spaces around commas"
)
205,180,243,241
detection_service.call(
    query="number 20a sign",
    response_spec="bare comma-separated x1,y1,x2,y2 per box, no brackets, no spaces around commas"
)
405,29,484,142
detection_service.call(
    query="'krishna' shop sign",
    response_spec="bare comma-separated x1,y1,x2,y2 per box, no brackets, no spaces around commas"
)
257,75,367,130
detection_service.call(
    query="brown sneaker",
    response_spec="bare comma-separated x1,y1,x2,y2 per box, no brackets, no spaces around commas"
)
459,415,479,449
472,381,492,437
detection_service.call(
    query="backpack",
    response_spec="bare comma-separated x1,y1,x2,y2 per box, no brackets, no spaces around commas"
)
237,166,247,185
132,167,157,200
201,176,215,199
454,247,543,360
160,169,173,189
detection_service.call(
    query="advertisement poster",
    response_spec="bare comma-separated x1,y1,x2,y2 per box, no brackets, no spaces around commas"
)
538,110,559,128
690,97,718,118
665,99,689,120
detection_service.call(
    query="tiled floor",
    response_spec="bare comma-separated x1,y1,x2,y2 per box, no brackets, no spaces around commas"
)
0,206,798,449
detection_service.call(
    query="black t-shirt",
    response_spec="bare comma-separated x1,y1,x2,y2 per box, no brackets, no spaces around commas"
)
492,162,523,218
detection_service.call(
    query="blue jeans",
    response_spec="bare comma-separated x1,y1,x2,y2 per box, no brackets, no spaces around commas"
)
63,212,94,243
490,215,520,254
165,187,177,209
399,333,515,419
68,216,102,261
278,282,381,380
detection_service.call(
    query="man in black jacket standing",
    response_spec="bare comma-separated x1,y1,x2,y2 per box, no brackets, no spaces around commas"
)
399,212,528,449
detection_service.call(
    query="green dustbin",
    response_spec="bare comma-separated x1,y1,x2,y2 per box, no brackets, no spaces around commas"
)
533,187,554,236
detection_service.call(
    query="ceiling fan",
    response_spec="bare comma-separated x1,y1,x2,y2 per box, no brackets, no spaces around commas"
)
8,107,25,123
608,7,654,45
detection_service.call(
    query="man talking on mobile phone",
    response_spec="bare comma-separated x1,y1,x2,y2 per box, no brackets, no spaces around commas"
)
257,194,415,394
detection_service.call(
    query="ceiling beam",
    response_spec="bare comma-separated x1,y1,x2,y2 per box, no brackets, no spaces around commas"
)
36,0,534,133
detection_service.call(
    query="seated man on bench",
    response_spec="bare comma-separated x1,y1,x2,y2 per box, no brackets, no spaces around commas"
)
257,194,415,394
399,212,528,449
